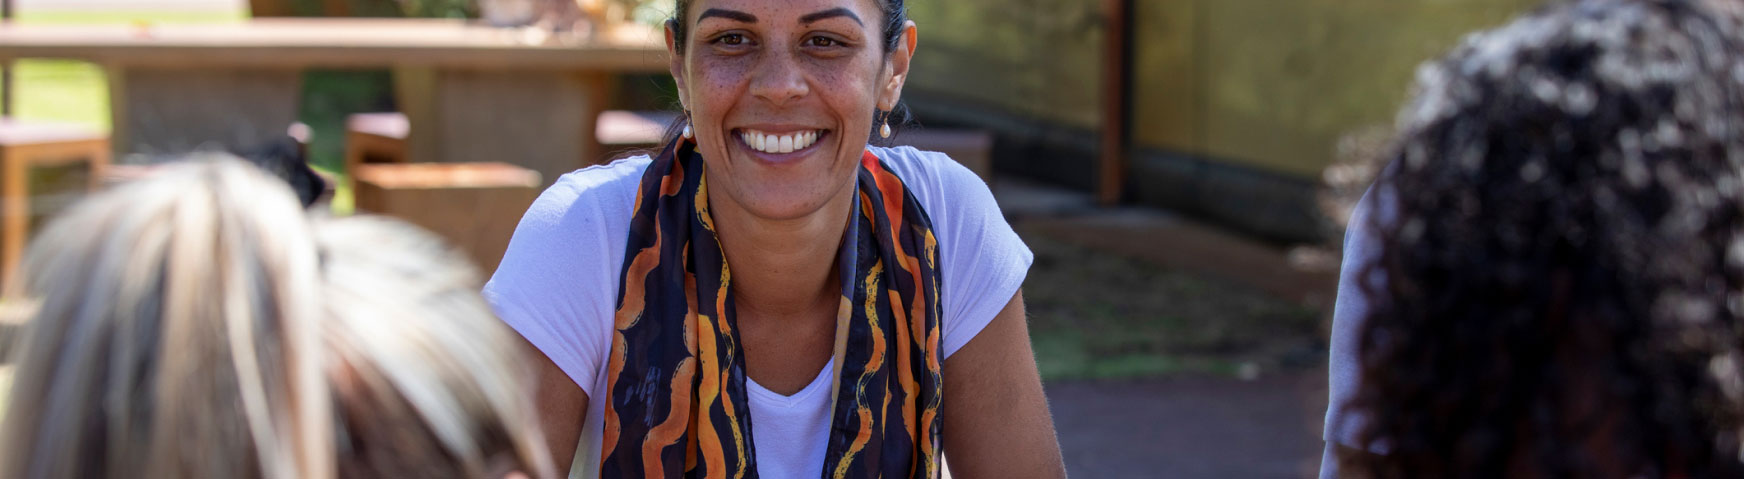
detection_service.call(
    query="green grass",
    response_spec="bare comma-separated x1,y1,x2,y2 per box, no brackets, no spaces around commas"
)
11,60,107,129
298,69,395,173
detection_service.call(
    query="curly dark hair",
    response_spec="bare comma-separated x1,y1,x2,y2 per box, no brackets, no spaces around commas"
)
1340,1,1744,478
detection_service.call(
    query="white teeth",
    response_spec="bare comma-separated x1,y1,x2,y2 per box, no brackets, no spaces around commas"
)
742,129,822,154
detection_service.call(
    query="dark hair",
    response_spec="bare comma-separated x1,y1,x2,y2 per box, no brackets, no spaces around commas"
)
668,0,909,55
1342,0,1744,478
659,0,913,146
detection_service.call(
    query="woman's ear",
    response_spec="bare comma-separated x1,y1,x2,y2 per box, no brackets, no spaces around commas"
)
665,20,690,109
879,21,919,110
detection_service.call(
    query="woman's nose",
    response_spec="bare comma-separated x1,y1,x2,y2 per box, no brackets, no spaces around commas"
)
750,50,809,106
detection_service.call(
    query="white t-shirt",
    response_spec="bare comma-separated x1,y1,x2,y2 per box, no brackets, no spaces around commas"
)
484,146,1033,479
1319,183,1395,479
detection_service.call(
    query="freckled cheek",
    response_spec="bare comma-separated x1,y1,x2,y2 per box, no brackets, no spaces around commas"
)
688,58,754,116
801,61,881,126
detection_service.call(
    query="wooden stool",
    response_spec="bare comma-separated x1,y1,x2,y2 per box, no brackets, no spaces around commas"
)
0,119,111,289
352,162,540,273
891,129,995,184
343,112,411,191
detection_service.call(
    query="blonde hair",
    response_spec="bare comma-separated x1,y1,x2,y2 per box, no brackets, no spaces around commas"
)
0,157,331,479
314,214,554,479
0,157,553,479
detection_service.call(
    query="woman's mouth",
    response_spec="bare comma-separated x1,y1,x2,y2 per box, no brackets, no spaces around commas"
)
737,128,827,155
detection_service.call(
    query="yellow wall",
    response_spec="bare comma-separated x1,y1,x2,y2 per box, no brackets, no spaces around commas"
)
909,0,1538,180
908,0,1104,131
1135,0,1537,178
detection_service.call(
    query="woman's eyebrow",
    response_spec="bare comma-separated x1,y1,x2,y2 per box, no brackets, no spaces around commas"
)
698,8,757,24
800,8,863,25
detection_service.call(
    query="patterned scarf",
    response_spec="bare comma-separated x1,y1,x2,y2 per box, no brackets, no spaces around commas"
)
600,138,945,478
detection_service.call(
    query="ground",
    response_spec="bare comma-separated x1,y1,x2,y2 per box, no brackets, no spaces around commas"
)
1047,372,1326,478
1002,179,1334,478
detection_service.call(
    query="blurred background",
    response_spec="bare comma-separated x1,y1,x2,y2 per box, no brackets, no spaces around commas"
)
0,0,1543,476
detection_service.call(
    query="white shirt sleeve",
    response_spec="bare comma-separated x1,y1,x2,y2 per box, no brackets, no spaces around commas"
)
1320,182,1395,478
874,146,1034,360
483,157,650,397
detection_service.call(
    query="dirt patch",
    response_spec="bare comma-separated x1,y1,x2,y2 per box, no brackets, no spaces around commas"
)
1018,223,1326,381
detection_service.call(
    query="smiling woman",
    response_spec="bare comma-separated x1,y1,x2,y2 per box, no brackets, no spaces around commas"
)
482,0,1067,478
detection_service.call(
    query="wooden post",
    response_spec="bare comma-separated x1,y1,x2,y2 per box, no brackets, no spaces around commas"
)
1098,0,1132,206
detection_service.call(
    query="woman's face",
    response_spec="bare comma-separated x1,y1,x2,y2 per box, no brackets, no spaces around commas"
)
668,0,915,221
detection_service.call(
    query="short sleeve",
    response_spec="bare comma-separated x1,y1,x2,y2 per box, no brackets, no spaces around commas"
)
483,158,649,397
873,146,1034,360
1325,185,1387,447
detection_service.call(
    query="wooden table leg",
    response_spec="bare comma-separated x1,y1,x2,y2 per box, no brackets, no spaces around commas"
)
1,149,24,290
392,66,440,168
107,66,301,160
87,138,111,191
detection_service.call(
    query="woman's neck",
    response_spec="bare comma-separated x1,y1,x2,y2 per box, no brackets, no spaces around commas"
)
709,179,855,322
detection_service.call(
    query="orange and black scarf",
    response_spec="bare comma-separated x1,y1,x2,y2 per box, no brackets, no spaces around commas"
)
601,138,944,478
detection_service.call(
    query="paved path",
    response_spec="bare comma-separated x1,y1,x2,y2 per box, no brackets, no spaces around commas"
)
1047,371,1327,478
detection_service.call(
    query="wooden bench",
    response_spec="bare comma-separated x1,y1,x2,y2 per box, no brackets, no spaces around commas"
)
0,119,110,289
351,162,540,274
344,109,677,175
344,113,994,186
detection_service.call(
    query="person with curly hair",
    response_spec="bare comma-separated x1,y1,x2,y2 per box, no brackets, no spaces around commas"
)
1320,0,1744,477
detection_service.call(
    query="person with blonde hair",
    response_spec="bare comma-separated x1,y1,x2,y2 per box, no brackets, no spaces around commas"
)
315,214,555,479
0,157,555,479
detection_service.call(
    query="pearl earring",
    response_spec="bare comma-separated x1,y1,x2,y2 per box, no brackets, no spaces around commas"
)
682,123,694,140
879,120,891,139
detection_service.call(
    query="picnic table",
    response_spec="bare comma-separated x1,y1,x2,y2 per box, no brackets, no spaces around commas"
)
0,18,670,184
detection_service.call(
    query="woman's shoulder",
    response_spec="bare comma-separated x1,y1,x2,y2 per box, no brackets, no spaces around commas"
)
867,145,991,212
485,155,649,313
482,156,651,393
501,155,651,247
867,145,1031,360
524,155,652,224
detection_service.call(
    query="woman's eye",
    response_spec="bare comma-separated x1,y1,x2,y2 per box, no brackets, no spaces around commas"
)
807,36,840,48
718,34,745,46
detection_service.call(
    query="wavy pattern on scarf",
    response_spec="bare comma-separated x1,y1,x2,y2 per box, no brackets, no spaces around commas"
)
601,138,943,478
